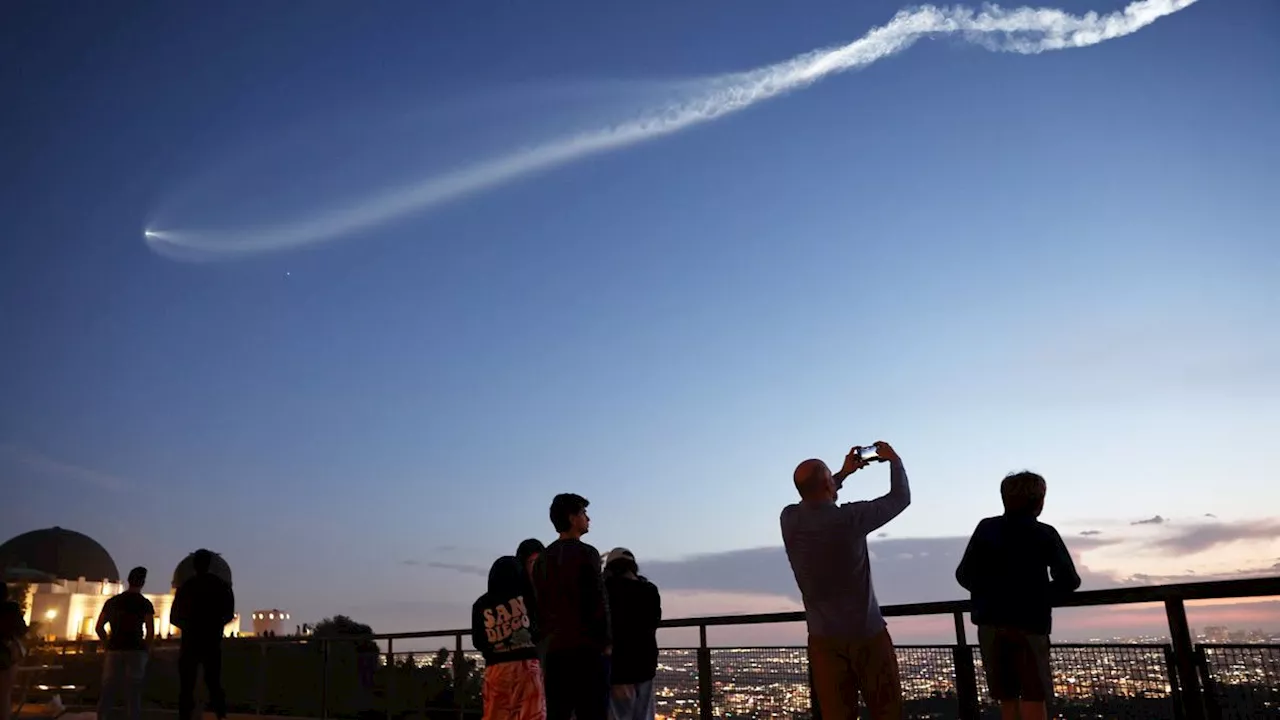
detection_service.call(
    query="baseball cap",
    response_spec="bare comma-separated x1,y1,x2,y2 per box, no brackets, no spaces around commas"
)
603,547,635,566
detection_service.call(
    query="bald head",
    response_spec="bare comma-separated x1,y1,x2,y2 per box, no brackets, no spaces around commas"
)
793,458,833,500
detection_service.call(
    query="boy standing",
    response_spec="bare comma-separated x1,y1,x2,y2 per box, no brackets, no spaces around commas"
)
955,471,1081,720
96,567,155,720
531,493,610,720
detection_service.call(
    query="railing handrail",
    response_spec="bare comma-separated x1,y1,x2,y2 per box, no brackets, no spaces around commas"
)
660,576,1280,630
33,576,1280,646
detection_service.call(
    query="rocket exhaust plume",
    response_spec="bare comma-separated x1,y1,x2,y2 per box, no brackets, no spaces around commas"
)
146,0,1198,262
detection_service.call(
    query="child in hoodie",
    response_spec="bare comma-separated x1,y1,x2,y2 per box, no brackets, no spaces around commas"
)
473,556,545,720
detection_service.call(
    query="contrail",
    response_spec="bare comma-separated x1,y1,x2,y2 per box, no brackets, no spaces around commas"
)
146,0,1198,262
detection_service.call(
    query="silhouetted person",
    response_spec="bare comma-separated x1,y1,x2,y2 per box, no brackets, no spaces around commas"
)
1,582,28,720
531,493,610,720
473,556,545,720
171,549,235,720
601,549,661,720
516,539,545,582
516,538,547,661
96,567,155,720
782,441,911,720
956,471,1081,720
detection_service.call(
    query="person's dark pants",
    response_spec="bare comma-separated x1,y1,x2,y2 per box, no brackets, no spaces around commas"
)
543,648,609,720
178,638,227,720
976,625,1053,702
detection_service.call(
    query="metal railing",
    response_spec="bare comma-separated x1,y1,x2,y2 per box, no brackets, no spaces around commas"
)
19,577,1280,720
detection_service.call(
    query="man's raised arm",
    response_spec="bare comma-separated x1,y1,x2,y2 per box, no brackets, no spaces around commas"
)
846,442,911,534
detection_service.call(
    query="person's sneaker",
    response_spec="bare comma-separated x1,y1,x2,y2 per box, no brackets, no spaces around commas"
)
47,694,66,718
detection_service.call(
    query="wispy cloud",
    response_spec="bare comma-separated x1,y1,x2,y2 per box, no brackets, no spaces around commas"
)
424,561,488,578
0,443,130,492
1080,530,1103,536
1131,515,1166,526
1143,519,1280,555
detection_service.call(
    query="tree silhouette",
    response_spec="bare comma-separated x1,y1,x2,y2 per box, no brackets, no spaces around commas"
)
313,614,379,654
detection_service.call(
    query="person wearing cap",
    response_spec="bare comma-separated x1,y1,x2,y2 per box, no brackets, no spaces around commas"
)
781,441,911,720
96,566,155,720
601,549,661,720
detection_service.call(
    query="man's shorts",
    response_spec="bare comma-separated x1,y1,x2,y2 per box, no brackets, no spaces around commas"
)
976,625,1053,702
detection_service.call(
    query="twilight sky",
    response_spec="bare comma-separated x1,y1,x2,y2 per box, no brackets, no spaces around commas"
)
2,0,1278,645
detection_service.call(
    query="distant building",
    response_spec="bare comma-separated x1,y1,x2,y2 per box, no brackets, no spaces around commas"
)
0,527,240,640
250,608,293,637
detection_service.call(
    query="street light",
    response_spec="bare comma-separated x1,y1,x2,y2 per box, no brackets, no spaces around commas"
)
45,609,58,620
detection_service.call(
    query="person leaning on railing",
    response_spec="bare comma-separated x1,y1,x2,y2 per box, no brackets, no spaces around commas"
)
601,548,661,720
955,471,1081,720
781,441,911,720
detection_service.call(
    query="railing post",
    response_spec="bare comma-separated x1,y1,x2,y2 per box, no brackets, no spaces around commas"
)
1194,646,1223,720
321,638,330,720
952,611,980,720
1164,646,1186,720
386,637,395,720
696,625,713,720
1165,598,1205,720
455,632,466,720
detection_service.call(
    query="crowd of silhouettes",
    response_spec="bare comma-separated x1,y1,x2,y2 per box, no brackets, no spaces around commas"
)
471,493,663,720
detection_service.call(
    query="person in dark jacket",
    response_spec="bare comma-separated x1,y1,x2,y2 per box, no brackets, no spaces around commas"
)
1,582,29,720
473,556,545,720
601,549,661,720
170,549,235,720
955,471,1081,720
531,493,611,720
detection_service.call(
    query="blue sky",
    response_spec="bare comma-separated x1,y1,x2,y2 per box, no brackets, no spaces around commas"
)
2,0,1278,639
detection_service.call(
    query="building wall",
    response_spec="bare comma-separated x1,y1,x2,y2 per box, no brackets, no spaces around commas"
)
250,609,292,637
24,578,239,640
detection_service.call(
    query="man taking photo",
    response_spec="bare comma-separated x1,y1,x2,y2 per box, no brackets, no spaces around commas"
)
781,441,911,720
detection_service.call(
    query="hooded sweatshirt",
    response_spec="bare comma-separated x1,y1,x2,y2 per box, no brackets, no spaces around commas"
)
472,556,539,665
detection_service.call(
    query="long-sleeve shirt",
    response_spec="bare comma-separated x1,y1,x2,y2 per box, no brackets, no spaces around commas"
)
171,574,235,642
605,574,662,684
781,458,911,640
955,514,1081,635
531,538,611,654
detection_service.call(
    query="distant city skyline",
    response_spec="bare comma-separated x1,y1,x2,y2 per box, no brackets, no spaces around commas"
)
3,0,1278,642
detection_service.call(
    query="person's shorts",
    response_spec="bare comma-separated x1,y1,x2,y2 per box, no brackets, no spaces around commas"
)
977,625,1053,702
